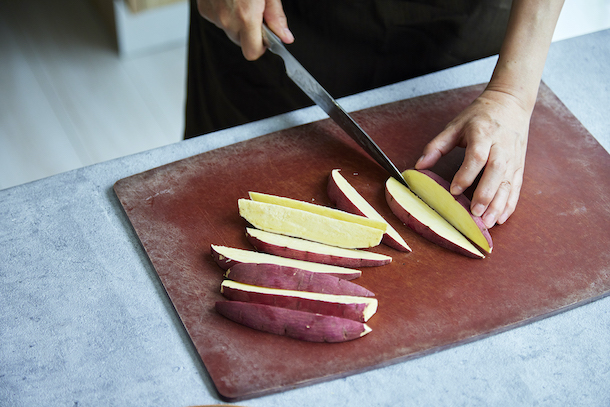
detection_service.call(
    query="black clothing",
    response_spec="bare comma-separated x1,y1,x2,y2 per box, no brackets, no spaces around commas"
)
184,0,511,139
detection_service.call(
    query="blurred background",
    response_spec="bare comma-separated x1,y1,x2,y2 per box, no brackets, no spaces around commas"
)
1,0,609,190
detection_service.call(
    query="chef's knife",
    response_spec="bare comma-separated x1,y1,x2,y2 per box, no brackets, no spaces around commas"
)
262,24,408,187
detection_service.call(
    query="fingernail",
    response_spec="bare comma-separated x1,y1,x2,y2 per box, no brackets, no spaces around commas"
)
415,155,425,167
483,212,496,228
472,203,486,217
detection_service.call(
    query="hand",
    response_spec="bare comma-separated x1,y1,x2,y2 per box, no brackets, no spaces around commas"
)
415,89,532,228
196,0,294,60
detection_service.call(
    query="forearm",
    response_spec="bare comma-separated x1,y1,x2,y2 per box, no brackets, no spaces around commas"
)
487,0,565,112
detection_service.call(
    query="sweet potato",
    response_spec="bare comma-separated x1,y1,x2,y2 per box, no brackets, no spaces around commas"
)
403,169,492,254
327,169,412,252
245,227,392,268
211,245,362,280
220,280,378,322
238,198,384,249
215,301,372,342
225,262,375,297
249,191,387,231
385,177,485,258
416,169,493,252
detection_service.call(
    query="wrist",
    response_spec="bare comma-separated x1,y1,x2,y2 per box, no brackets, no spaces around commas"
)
484,77,539,114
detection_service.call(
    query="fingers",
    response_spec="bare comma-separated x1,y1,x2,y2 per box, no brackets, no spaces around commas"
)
475,170,523,228
450,135,492,196
414,123,461,171
469,147,524,228
238,21,265,60
497,168,523,225
198,0,293,61
239,0,293,60
473,174,512,227
264,0,294,44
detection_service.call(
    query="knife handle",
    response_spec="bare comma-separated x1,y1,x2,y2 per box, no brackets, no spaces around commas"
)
262,24,283,54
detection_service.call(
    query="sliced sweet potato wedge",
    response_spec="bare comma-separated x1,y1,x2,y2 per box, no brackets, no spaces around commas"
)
225,263,375,297
386,177,485,258
220,280,378,322
245,227,392,268
416,169,493,252
249,191,387,231
239,198,384,249
327,169,412,252
211,245,362,280
216,301,372,342
403,169,492,254
327,169,411,252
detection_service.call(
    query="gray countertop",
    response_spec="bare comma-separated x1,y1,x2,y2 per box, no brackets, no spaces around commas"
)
1,30,609,407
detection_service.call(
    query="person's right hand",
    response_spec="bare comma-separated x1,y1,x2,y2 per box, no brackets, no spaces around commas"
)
197,0,294,60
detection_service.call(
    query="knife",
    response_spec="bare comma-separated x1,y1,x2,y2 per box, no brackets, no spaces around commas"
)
262,24,408,187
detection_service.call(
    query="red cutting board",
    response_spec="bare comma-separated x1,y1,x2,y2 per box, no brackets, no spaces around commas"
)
114,83,610,401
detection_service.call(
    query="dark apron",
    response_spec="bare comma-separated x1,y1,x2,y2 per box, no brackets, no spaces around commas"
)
184,0,511,139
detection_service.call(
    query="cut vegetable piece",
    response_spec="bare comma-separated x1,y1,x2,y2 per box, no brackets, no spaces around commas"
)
225,263,375,297
216,301,372,342
417,169,493,252
245,227,392,267
327,169,411,252
239,199,384,249
220,280,378,322
211,245,361,279
403,169,492,254
385,177,484,258
248,191,387,231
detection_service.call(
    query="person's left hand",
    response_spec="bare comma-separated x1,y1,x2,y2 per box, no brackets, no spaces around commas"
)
415,88,532,228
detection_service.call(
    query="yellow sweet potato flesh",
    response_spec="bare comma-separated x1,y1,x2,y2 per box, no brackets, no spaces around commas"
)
239,199,384,249
386,177,484,258
403,169,491,253
248,191,387,231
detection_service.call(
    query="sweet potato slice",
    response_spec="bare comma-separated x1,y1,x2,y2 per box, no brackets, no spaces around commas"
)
211,245,362,280
239,198,384,249
225,263,375,297
220,280,378,322
216,301,372,342
248,191,387,231
417,169,493,252
245,227,392,267
403,169,492,254
386,177,484,258
327,169,412,252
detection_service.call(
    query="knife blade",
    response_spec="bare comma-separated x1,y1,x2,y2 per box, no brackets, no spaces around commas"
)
262,24,408,187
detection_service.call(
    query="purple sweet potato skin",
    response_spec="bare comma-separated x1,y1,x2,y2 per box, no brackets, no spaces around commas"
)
215,301,369,342
226,263,375,297
210,246,361,280
326,171,366,218
385,187,483,259
246,232,390,268
417,169,493,251
221,284,370,322
211,247,237,270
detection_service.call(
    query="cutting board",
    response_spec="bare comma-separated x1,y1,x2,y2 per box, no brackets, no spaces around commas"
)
114,83,610,401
